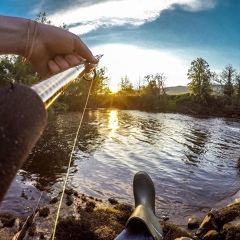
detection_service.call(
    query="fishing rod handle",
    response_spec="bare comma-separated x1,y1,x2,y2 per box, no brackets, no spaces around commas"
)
31,54,103,108
31,64,85,108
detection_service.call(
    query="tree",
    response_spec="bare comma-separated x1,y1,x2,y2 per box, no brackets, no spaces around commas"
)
143,73,167,96
91,67,110,95
118,75,134,95
210,71,222,95
187,58,212,104
235,73,240,103
61,67,110,97
35,12,51,24
154,72,167,95
36,12,68,30
58,67,110,109
220,64,236,104
135,77,143,95
142,73,167,110
0,55,39,87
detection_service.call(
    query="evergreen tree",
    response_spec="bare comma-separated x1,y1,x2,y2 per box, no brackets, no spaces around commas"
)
0,55,39,87
236,73,240,103
220,64,236,104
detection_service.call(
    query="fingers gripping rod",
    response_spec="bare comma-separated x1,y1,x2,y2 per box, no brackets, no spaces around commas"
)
32,54,103,108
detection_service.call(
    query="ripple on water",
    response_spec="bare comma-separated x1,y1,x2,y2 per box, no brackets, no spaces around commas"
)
1,110,240,220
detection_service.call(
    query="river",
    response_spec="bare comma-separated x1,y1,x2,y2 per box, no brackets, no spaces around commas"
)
1,109,240,224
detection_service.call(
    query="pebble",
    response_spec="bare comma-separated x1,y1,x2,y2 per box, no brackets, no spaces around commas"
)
187,217,199,229
162,215,169,221
108,197,118,204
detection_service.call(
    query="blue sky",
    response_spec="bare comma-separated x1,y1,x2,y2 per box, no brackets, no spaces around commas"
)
0,0,239,89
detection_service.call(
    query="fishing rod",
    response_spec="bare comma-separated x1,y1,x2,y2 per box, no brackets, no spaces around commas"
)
32,54,103,108
0,54,102,203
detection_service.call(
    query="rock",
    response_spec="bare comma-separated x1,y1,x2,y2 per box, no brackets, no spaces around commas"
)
8,191,134,240
39,206,50,217
66,195,74,206
221,217,240,240
161,221,193,240
202,230,219,240
216,201,240,226
0,227,17,240
108,197,118,205
94,225,116,240
195,210,219,238
85,200,96,212
0,213,22,240
2,189,240,240
49,197,58,204
187,218,199,229
174,237,194,240
162,215,169,221
195,202,240,240
12,218,21,233
0,212,16,228
228,217,240,227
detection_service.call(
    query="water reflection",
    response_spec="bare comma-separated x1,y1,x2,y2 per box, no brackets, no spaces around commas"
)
108,110,118,131
1,110,240,220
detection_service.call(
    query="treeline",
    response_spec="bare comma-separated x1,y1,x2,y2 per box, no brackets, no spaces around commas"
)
0,12,239,117
0,47,239,117
59,57,240,118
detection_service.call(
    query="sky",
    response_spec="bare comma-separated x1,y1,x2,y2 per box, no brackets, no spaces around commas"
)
0,0,239,90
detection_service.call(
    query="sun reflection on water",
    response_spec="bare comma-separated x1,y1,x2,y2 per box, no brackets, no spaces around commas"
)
108,110,118,131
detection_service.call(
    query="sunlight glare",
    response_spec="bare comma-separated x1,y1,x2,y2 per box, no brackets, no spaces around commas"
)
109,82,119,93
108,110,118,131
92,44,189,87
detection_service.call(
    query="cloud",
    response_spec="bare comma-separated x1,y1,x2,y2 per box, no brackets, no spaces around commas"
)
45,0,217,35
178,0,217,11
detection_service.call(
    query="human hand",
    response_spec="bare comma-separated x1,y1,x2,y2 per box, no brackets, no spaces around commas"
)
27,21,98,79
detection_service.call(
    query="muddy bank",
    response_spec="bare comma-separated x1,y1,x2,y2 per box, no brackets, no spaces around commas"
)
0,189,240,240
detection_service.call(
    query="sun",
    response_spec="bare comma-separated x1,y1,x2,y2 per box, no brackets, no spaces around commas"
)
109,82,118,93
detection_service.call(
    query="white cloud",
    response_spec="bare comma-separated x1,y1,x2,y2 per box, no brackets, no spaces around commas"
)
47,0,217,35
180,0,217,11
41,0,218,87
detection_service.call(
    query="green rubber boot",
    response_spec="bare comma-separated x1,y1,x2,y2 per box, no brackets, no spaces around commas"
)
126,171,163,240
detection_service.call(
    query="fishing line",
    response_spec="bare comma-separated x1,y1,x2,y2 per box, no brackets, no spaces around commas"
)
51,76,94,240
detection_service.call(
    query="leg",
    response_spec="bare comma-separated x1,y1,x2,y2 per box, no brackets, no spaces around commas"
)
116,171,163,240
115,221,154,240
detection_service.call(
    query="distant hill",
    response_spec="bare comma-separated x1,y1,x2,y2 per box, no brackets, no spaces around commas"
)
166,86,189,95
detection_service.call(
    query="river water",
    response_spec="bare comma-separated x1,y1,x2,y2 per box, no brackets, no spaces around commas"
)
1,109,240,224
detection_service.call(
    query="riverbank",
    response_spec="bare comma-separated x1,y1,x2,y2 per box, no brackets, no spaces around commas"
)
1,189,240,240
58,93,240,119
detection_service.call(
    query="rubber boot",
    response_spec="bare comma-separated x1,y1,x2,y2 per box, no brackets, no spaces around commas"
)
126,171,163,240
